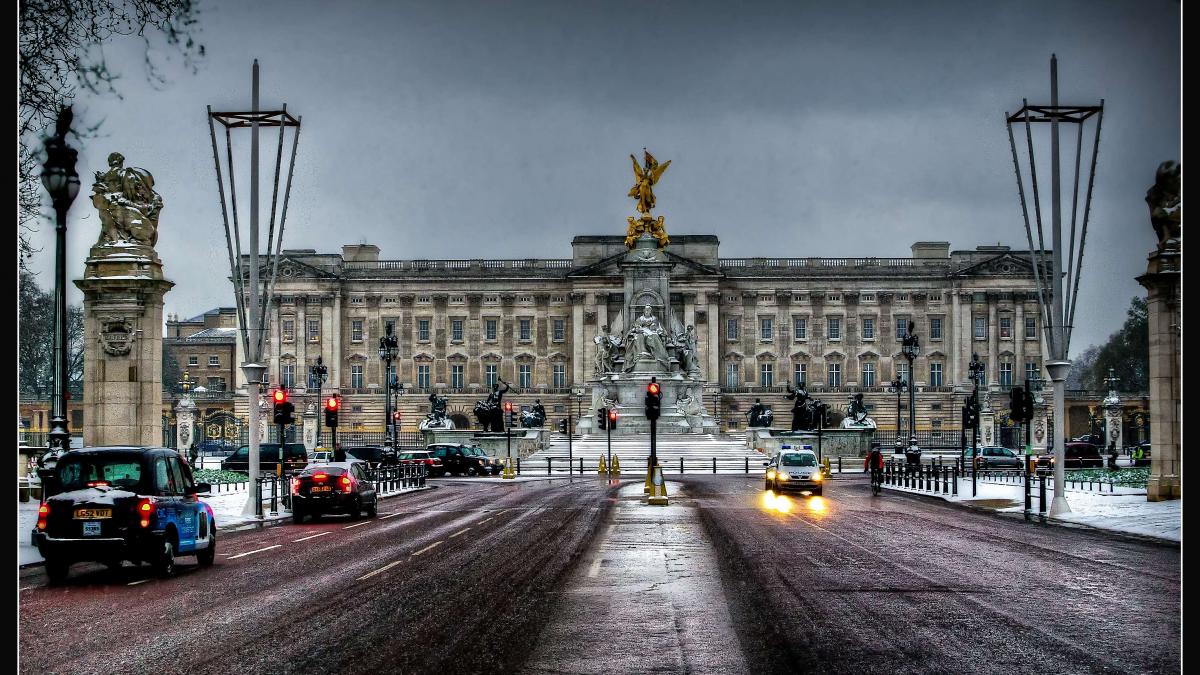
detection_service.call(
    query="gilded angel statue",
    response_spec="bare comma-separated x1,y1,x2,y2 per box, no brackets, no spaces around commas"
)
628,149,671,215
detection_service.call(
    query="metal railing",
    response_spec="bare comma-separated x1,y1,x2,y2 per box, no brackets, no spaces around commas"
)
719,257,926,268
343,259,574,272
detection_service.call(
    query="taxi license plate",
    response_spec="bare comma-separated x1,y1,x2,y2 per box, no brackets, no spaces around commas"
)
311,486,332,493
75,508,112,519
82,521,102,537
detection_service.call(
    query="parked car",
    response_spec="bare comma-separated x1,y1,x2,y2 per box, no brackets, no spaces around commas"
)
195,439,237,456
965,446,1025,469
310,450,332,464
426,444,497,477
763,448,824,495
290,461,378,523
1036,442,1104,469
463,446,504,476
343,445,398,468
397,450,442,474
33,447,217,583
221,443,308,474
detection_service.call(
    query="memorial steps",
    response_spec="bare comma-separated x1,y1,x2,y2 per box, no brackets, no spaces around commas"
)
524,434,767,475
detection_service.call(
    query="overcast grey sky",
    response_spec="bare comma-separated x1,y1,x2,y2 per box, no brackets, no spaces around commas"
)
24,0,1180,353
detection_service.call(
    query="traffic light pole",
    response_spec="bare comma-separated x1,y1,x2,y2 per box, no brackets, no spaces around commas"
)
567,408,573,483
972,392,979,498
606,420,612,480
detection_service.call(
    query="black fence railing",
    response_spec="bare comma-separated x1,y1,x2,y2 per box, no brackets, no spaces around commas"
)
870,429,964,450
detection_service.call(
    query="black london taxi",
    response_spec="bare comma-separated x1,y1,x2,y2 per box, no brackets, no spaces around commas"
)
33,447,217,583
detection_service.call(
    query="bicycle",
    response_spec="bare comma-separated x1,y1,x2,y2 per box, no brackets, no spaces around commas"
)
870,468,883,495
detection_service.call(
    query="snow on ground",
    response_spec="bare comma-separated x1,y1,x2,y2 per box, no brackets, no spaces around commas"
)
885,478,1181,542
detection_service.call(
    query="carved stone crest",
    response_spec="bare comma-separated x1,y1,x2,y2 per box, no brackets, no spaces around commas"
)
98,317,136,356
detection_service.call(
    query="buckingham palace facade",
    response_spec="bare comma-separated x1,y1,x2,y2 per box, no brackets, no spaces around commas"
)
229,236,1048,434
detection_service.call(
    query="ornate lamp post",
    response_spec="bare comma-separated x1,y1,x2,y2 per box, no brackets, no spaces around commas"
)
309,356,328,446
887,375,908,454
389,373,402,447
901,321,920,451
378,324,398,447
969,353,986,495
40,107,81,462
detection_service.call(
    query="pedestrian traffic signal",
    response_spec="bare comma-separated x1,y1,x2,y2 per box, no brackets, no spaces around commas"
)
645,378,662,421
962,402,978,429
558,419,568,434
1009,387,1027,422
504,401,514,428
608,408,618,430
597,407,608,430
272,388,295,425
324,395,339,428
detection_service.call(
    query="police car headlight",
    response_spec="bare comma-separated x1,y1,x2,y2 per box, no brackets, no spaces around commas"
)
766,470,776,480
777,474,789,481
811,473,822,481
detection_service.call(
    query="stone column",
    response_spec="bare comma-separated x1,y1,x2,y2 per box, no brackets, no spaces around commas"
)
707,292,721,383
1138,245,1181,501
571,293,585,384
1014,299,1025,379
950,286,961,382
332,293,343,388
76,243,174,448
175,396,196,452
987,295,999,384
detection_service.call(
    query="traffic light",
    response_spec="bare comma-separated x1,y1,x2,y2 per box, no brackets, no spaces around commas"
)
1009,387,1027,422
645,378,662,421
504,401,514,428
272,388,295,425
608,408,618,430
324,395,339,428
557,419,568,434
597,407,608,430
393,410,402,424
962,399,978,429
1022,388,1034,422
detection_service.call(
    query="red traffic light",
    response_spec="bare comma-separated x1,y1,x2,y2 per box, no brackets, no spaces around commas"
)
608,409,618,421
393,411,401,421
325,396,339,411
273,389,287,404
647,382,660,396
504,401,513,412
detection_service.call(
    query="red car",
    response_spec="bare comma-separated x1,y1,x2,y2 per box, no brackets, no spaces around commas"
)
397,450,442,475
1036,442,1104,469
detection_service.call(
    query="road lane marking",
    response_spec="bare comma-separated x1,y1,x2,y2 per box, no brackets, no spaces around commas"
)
449,527,472,539
382,512,405,519
127,579,151,586
357,559,404,581
411,540,443,557
587,558,604,578
344,521,372,529
293,532,331,542
227,544,282,559
478,517,494,525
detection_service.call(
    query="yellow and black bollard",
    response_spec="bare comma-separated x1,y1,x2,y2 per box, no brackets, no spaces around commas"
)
647,464,669,505
611,455,621,475
597,454,607,475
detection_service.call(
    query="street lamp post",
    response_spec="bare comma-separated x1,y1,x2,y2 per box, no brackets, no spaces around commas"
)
309,356,327,447
41,107,81,462
887,376,908,454
969,353,986,496
901,322,920,454
378,324,398,448
389,375,401,447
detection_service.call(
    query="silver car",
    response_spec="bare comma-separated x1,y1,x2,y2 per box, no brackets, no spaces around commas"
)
967,446,1024,469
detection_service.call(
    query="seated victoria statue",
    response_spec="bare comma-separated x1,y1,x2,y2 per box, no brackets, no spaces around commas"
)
624,305,672,372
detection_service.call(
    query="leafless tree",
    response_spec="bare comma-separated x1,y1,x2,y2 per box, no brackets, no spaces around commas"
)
19,0,205,270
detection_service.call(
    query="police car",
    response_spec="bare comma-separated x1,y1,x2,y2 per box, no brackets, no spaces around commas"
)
763,447,825,496
33,447,217,583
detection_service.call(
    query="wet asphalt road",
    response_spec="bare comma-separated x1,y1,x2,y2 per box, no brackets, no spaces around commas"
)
18,475,1180,674
686,474,1181,675
18,478,612,675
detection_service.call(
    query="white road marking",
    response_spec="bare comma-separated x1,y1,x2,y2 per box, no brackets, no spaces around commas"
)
587,558,604,578
449,527,472,539
293,532,331,542
356,558,404,581
411,540,443,557
478,517,494,525
344,521,372,529
227,544,282,559
127,579,151,586
382,512,405,519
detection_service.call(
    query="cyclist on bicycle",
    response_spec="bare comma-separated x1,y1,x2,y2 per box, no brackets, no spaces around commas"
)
865,443,885,492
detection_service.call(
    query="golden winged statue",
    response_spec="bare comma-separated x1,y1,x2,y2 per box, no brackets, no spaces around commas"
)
628,149,671,215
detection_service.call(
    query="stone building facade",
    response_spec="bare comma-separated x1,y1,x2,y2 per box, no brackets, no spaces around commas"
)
221,236,1053,438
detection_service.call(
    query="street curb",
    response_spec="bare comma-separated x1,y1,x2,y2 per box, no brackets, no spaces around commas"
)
16,486,438,570
881,485,1181,546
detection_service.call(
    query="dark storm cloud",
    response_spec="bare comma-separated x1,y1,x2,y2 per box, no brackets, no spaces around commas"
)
25,0,1179,352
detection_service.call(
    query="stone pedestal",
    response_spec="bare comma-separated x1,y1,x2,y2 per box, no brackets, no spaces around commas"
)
1103,395,1124,453
302,404,318,451
1030,399,1050,452
75,244,173,447
175,396,196,451
1138,247,1181,501
979,387,997,447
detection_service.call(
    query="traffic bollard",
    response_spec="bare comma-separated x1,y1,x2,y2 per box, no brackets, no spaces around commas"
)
713,457,717,474
1038,474,1047,522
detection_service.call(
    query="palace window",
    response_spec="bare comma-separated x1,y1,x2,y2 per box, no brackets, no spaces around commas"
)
826,293,841,303
417,296,431,304
188,356,198,367
930,317,942,340
1025,316,1037,339
384,319,395,335
207,377,226,391
862,318,874,340
282,319,294,342
450,295,465,304
862,362,876,387
519,364,532,388
351,320,363,342
793,317,807,341
827,317,841,340
383,297,397,304
895,315,909,339
1000,316,1012,339
349,297,364,305
1026,361,1039,384
519,319,532,341
281,364,294,389
760,363,774,387
827,363,842,388
552,364,566,388
974,317,987,340
417,365,430,389
861,293,876,302
727,317,740,340
518,295,534,303
452,319,464,342
351,365,363,389
418,319,430,341
727,363,739,387
897,362,910,384
451,364,464,389
999,362,1014,388
794,363,807,387
930,363,943,387
929,293,942,302
208,355,220,367
307,318,320,342
485,364,498,387
760,317,773,341
485,319,498,341
553,319,565,341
